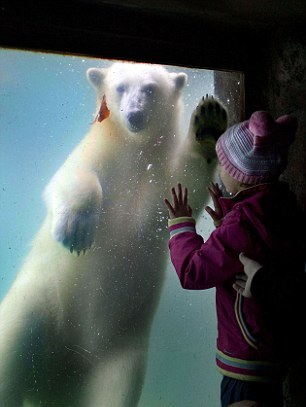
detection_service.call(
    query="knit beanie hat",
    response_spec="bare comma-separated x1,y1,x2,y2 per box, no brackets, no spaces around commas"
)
216,111,297,184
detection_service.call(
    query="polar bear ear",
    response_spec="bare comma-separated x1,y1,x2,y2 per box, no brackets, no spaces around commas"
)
86,68,106,89
170,72,188,91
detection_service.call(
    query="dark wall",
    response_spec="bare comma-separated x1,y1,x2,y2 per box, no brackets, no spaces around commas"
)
267,36,306,212
245,32,306,213
260,35,306,407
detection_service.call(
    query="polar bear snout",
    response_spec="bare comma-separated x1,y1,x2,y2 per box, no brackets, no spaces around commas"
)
126,110,148,133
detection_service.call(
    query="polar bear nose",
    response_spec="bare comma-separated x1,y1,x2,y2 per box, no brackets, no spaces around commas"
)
127,111,146,133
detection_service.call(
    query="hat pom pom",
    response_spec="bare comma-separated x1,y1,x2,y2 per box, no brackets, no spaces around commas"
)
249,111,275,137
276,114,298,145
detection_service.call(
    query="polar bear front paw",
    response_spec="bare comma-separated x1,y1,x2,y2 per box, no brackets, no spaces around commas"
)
189,95,228,162
52,207,100,255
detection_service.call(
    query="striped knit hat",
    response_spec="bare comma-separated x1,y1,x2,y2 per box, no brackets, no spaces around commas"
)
216,111,297,184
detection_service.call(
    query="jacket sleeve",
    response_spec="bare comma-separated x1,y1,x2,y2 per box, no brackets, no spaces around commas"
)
168,213,253,290
168,217,204,289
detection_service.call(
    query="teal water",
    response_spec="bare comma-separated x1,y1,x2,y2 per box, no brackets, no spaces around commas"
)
0,48,220,406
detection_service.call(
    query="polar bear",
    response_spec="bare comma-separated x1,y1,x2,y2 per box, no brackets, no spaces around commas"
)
0,61,227,407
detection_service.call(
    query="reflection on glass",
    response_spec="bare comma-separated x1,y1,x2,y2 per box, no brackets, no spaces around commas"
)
0,49,243,407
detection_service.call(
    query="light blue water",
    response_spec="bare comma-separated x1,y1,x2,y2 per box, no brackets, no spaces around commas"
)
0,50,112,295
0,48,221,406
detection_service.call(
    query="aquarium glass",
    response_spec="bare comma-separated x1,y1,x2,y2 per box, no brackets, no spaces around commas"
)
0,48,243,407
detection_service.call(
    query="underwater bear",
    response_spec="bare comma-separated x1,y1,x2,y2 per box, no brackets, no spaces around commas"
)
0,61,227,407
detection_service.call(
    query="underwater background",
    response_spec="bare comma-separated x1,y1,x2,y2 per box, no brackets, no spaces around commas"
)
0,48,221,406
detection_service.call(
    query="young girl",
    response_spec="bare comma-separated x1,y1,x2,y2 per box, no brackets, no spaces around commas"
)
164,111,304,406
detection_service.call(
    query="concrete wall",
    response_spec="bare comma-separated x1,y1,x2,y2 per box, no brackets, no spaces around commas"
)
247,34,306,211
269,37,306,407
216,32,306,406
249,34,306,407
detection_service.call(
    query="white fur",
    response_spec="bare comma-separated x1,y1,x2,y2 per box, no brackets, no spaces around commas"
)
0,62,218,407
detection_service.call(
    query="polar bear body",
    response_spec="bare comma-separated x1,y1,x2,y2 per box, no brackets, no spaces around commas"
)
0,62,226,407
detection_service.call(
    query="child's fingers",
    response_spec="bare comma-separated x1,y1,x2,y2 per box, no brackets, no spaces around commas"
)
205,205,214,216
234,279,247,289
209,182,222,196
205,191,221,212
205,205,223,227
207,187,218,206
232,283,240,293
177,183,183,203
183,186,188,206
235,273,247,282
232,282,245,294
164,198,175,216
171,186,179,208
214,182,223,196
210,192,221,209
208,184,222,205
205,205,218,221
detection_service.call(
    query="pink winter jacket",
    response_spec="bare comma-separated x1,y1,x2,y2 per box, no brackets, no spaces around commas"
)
168,182,304,383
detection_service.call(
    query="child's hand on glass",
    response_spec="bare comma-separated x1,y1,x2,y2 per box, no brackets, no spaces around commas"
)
164,183,192,219
205,182,223,227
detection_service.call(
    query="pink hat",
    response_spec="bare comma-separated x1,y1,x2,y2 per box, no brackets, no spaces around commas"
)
216,111,297,184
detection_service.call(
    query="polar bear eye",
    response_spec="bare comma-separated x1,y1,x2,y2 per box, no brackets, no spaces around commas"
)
142,84,156,96
116,84,126,94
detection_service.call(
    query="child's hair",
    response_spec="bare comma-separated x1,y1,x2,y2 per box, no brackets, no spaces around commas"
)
216,111,298,184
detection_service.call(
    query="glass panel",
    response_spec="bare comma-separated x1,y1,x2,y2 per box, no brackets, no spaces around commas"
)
0,48,243,407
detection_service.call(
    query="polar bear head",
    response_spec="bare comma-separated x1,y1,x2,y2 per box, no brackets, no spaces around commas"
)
87,62,187,138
